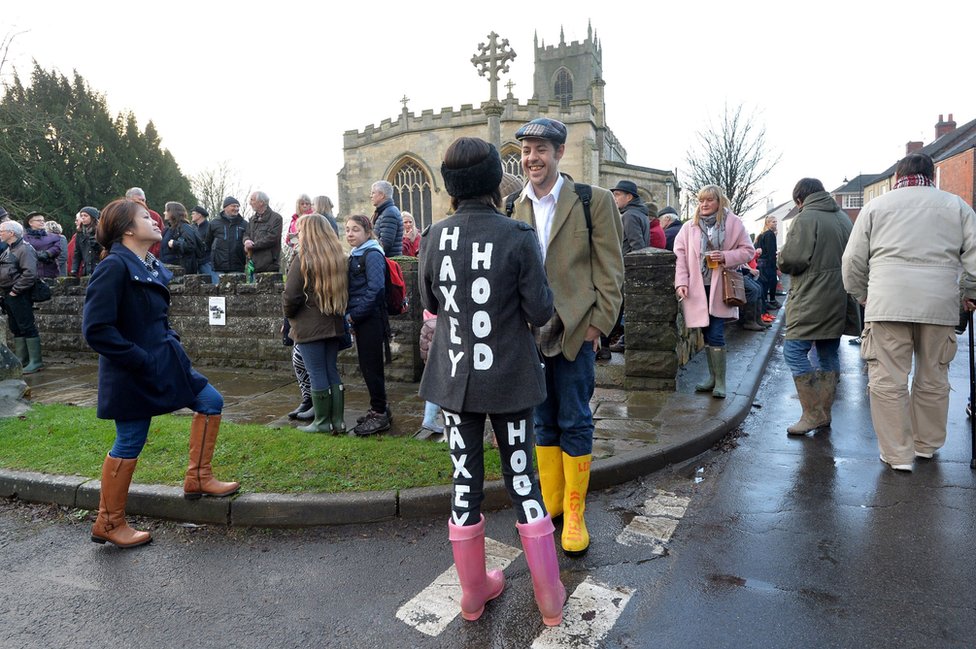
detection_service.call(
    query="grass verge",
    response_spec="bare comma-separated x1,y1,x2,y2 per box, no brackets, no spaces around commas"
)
0,404,503,493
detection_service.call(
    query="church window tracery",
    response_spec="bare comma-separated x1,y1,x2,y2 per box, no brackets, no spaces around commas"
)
554,68,573,109
390,158,433,229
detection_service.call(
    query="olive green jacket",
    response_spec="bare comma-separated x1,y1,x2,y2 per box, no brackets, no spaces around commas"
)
510,176,624,361
779,191,856,339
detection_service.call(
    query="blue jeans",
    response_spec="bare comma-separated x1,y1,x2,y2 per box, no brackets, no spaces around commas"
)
783,339,840,377
701,284,726,347
296,339,342,390
535,343,596,456
110,384,224,458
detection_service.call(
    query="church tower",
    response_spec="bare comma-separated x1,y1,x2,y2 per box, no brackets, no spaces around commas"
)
531,22,603,114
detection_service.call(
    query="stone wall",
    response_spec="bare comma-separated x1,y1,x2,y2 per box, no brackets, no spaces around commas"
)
9,253,702,391
621,248,700,391
17,258,424,383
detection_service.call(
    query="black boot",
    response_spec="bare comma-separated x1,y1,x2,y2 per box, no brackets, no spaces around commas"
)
287,396,313,420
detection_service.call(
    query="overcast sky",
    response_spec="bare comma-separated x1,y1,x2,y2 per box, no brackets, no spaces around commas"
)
2,1,973,224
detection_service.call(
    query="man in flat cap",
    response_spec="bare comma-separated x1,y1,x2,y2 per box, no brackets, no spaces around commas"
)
658,206,682,251
508,117,624,557
611,180,650,254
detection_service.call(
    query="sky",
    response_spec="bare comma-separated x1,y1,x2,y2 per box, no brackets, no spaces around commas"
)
2,0,973,226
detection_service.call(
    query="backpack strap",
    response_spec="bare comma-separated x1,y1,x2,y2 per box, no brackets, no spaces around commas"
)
504,191,521,217
574,183,593,245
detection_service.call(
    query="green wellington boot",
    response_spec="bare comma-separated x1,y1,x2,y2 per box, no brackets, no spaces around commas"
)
298,388,333,433
695,347,716,392
23,337,44,374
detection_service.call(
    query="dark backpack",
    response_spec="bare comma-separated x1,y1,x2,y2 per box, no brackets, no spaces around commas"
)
505,182,593,244
360,248,408,316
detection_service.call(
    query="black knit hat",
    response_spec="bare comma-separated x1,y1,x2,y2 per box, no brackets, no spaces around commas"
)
222,196,240,209
80,206,100,221
441,144,503,200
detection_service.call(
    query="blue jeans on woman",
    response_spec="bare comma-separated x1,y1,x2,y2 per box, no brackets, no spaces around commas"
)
110,384,223,459
783,339,840,377
702,284,726,347
296,339,342,390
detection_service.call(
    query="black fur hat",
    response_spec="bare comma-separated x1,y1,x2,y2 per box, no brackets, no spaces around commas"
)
440,144,503,200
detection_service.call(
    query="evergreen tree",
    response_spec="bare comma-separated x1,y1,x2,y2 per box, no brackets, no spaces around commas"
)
0,63,195,230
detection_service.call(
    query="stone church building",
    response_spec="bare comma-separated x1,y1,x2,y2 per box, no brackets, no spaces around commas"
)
338,24,679,229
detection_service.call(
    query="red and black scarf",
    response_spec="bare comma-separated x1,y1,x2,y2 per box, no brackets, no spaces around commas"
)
894,174,935,189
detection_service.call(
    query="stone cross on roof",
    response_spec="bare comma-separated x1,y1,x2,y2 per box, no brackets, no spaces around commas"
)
471,32,516,102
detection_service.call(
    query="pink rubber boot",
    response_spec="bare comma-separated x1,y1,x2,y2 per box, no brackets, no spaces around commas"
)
516,515,566,626
448,515,505,621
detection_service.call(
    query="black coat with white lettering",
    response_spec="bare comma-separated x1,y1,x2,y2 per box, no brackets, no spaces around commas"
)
418,200,554,413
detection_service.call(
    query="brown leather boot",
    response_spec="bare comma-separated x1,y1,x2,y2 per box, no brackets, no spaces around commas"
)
91,455,152,548
183,414,240,500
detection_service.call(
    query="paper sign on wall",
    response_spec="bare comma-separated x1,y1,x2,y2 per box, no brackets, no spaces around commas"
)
208,297,226,326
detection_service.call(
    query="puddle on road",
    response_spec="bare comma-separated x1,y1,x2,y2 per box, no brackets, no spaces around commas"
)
706,574,840,604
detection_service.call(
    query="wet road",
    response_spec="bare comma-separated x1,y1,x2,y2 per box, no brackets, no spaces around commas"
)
2,334,975,648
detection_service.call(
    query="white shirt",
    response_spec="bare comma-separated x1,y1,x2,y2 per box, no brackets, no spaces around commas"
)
525,174,565,263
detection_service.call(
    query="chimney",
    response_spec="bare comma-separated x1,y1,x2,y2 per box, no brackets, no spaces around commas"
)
906,141,924,155
935,113,957,139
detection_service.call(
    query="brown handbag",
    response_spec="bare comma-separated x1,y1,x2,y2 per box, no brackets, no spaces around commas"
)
722,269,747,307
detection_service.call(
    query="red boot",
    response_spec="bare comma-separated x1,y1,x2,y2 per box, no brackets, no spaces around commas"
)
448,515,505,621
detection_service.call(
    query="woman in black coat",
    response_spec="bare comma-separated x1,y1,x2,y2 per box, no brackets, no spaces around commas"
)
419,137,565,626
82,199,239,549
160,201,203,275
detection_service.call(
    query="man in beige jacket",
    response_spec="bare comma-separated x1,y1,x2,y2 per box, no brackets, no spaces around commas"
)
842,153,976,472
509,117,624,555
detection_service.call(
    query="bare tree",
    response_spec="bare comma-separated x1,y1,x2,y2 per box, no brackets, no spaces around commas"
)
685,103,781,216
0,30,26,80
191,161,249,218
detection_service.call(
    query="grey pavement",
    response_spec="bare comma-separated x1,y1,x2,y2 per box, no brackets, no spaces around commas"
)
1,310,786,526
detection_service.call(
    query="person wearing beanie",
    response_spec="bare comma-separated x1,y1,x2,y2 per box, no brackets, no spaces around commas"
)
72,207,102,277
419,136,565,626
205,196,247,280
509,117,624,559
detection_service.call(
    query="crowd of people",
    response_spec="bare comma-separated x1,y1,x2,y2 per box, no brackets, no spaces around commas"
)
2,116,975,627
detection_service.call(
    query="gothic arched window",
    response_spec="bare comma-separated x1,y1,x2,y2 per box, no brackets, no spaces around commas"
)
390,157,433,229
501,145,524,185
554,68,573,109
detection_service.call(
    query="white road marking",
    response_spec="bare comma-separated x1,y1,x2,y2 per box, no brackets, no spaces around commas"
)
395,537,522,637
616,489,691,553
531,577,633,649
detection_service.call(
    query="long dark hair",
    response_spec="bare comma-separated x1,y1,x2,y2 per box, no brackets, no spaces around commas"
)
96,199,143,259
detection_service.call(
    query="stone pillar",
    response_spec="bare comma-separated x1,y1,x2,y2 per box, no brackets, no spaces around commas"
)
622,248,681,391
483,100,504,149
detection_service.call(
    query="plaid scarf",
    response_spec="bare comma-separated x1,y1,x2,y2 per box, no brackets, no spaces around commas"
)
142,251,160,277
894,174,935,189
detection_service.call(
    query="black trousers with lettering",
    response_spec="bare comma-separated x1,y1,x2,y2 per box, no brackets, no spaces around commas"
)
445,407,546,527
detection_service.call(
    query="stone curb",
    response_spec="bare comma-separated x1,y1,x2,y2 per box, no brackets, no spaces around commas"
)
0,320,782,528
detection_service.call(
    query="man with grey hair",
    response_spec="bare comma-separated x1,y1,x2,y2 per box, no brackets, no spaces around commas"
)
245,191,283,273
370,181,403,257
0,219,44,373
125,187,164,257
658,206,682,251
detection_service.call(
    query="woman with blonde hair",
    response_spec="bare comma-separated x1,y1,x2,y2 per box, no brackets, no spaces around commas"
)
755,214,780,309
674,185,756,398
283,213,349,433
312,195,338,235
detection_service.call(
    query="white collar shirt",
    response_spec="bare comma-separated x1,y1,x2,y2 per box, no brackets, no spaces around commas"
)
525,173,565,262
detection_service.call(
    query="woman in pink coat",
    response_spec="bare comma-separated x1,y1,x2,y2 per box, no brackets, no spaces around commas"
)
674,185,756,398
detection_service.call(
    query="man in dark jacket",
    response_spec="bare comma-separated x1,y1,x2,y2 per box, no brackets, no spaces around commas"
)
370,181,403,257
0,220,43,373
245,191,283,273
659,207,682,251
611,180,650,254
207,197,248,277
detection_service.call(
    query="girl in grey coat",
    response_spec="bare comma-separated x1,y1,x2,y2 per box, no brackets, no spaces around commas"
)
419,137,565,626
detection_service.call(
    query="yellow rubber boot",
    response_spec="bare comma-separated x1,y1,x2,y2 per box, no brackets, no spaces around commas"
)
561,452,592,556
535,445,565,518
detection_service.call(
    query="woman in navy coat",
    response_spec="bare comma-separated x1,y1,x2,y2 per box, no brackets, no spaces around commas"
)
82,199,239,549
